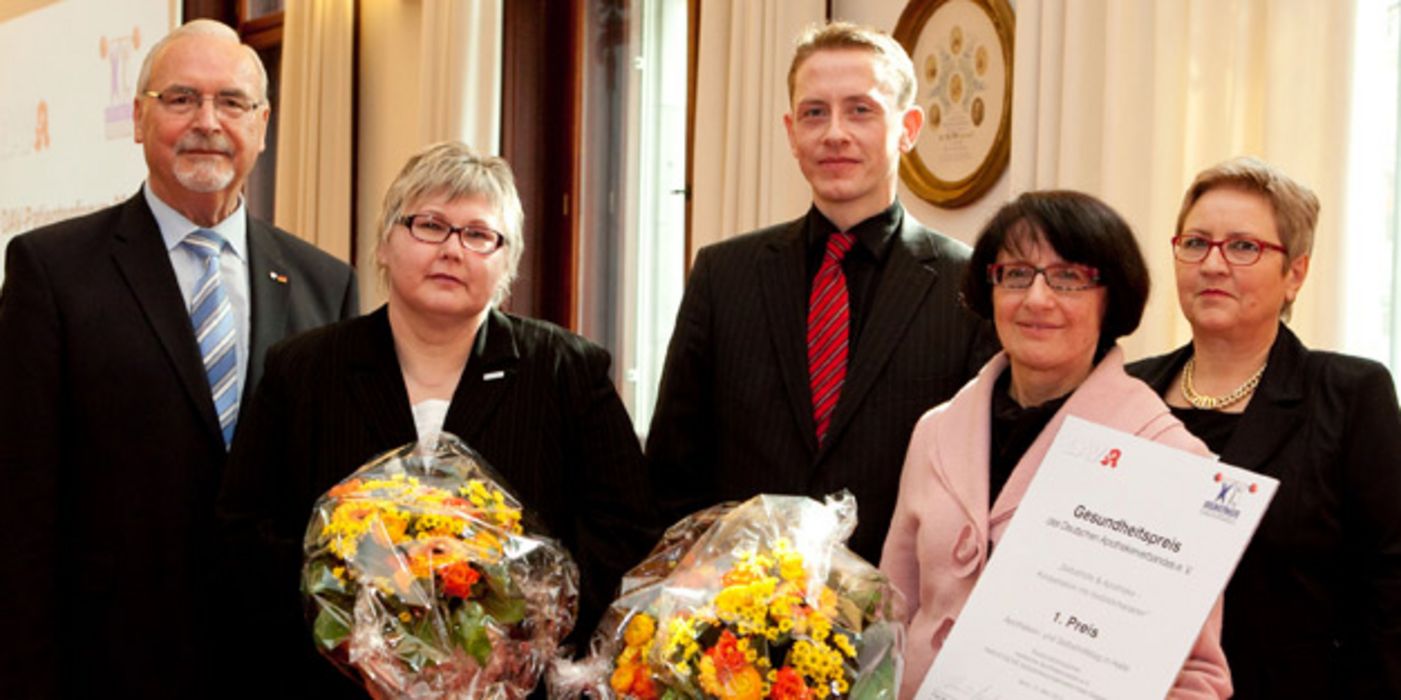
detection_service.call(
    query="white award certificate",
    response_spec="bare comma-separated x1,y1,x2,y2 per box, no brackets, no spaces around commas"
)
917,416,1277,700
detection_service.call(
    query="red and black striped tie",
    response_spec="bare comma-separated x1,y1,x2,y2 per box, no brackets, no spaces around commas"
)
808,232,856,444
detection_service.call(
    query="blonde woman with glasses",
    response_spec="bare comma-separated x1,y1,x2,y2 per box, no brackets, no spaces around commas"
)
219,142,655,697
1129,156,1401,698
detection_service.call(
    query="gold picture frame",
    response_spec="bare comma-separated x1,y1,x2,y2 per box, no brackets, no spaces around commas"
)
894,0,1014,208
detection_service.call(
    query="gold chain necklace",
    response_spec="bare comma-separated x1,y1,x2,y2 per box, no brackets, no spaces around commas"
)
1181,357,1266,410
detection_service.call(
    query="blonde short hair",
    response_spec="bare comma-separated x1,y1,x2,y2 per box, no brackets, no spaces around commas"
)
787,21,917,109
1177,156,1319,261
375,142,525,305
1177,156,1319,318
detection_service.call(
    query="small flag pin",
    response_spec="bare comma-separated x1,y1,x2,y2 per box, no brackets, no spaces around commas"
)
268,271,288,284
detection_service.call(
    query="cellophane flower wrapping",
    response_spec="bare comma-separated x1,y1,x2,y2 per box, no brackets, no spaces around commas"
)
303,432,579,699
554,492,905,700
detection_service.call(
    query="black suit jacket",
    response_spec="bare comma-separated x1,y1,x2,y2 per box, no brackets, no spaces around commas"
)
219,306,654,698
1129,325,1401,698
646,207,995,563
0,192,357,699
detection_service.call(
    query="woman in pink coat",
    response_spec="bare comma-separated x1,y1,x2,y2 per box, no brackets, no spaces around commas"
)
880,191,1231,699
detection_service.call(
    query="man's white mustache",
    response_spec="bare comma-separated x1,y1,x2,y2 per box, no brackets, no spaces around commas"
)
175,135,233,155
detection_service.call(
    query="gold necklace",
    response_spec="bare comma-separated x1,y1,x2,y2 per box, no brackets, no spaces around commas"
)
1181,357,1266,410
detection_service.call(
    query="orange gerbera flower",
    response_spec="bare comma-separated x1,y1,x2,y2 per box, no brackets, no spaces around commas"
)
699,631,763,700
327,478,363,498
707,630,748,673
438,561,480,598
610,663,659,700
770,667,813,700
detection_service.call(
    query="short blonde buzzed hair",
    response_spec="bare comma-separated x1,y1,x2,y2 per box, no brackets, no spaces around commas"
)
1177,156,1320,263
788,21,918,109
375,141,526,305
1177,156,1320,319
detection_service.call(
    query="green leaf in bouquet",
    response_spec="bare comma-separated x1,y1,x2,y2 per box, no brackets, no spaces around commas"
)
451,601,493,665
478,589,526,625
391,612,446,673
481,563,516,597
847,642,897,700
395,637,431,673
312,605,351,651
304,559,349,597
474,562,525,624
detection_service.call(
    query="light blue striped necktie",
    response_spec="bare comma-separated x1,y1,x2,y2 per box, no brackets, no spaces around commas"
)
183,229,239,448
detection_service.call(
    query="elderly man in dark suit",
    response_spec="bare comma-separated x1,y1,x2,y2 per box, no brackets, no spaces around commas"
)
647,21,993,562
0,19,356,698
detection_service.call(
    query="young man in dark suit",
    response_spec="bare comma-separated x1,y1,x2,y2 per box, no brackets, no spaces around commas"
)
647,22,994,562
0,20,357,698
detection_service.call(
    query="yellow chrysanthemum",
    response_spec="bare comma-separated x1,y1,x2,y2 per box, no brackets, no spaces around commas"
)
624,613,657,647
664,617,699,658
777,551,805,585
832,633,856,658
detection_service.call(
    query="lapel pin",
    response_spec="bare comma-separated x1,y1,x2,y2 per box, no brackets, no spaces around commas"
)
483,370,505,381
268,271,288,284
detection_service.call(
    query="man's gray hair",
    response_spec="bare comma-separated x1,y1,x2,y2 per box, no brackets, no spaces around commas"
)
136,19,269,102
376,142,526,305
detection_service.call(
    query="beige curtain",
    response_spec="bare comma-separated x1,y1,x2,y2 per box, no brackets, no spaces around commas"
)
1011,0,1355,359
352,0,504,311
690,0,825,258
419,0,502,152
274,0,355,261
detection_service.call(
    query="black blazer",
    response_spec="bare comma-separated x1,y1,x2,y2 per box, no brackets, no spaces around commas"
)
646,207,994,563
219,306,654,698
1129,325,1401,698
0,192,357,698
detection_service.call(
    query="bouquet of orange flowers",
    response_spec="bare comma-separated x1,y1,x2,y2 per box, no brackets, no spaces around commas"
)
303,433,578,699
554,493,904,700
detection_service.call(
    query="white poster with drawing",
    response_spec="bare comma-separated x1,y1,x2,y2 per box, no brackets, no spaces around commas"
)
0,0,175,289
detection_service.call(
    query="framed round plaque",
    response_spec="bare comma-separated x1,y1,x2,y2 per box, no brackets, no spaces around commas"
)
893,0,1014,208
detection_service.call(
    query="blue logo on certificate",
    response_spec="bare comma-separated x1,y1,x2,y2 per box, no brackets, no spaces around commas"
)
1200,472,1261,523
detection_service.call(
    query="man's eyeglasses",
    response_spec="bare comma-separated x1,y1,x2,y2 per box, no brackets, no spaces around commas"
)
1171,234,1287,266
142,88,262,118
988,262,1101,292
399,214,506,255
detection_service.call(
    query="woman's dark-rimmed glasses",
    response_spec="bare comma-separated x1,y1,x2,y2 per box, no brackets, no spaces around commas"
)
399,214,505,255
987,262,1101,292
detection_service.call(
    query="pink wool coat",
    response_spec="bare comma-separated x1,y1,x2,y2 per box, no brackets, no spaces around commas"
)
879,348,1231,699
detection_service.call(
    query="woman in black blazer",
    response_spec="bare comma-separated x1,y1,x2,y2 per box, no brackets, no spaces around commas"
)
1128,157,1401,698
219,142,655,697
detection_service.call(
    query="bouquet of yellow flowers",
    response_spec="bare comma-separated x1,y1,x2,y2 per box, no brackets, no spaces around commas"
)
555,493,904,700
303,433,578,699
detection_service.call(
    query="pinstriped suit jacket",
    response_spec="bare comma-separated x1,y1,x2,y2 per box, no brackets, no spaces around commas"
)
646,206,996,563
